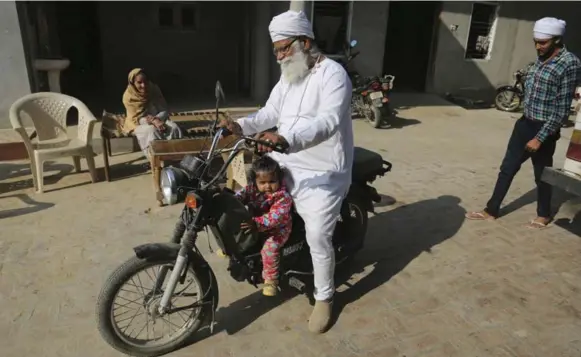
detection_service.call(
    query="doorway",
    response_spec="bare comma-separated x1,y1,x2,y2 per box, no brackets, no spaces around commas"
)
383,1,440,92
54,1,104,114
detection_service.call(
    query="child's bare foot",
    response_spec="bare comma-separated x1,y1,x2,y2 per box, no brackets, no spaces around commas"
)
216,249,227,258
262,280,278,297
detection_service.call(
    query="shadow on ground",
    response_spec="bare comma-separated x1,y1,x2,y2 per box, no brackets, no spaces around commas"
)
549,194,581,236
0,161,74,194
352,111,421,130
175,194,465,349
497,186,574,219
330,194,465,327
0,193,55,219
104,156,151,182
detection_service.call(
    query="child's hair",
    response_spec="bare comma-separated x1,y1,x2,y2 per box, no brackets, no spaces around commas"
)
248,156,284,187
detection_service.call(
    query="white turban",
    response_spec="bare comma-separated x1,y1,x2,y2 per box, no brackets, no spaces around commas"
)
269,10,315,43
533,17,566,40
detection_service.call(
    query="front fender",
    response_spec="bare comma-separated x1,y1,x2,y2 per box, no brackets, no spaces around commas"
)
496,85,520,94
133,243,220,309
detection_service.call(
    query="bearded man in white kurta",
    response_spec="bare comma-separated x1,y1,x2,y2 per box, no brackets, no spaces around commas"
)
219,10,354,333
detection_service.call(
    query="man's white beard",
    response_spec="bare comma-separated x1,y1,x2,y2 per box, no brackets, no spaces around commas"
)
279,49,310,84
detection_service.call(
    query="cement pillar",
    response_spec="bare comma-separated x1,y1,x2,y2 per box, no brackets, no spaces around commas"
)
251,2,271,103
290,1,306,12
0,1,32,129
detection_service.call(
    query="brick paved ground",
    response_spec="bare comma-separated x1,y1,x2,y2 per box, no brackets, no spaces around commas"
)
1,94,580,357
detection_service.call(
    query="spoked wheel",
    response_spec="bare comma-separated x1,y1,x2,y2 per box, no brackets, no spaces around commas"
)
495,90,521,112
96,256,212,357
363,105,383,128
370,106,383,128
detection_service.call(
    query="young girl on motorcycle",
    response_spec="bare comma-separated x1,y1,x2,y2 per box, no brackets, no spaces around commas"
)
234,156,293,296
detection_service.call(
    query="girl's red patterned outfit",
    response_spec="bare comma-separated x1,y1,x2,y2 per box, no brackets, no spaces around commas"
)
235,184,293,282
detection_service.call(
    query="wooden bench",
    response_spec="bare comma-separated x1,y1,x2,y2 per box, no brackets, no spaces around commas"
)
100,110,230,181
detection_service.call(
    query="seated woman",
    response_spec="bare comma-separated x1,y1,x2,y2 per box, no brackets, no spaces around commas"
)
122,68,183,158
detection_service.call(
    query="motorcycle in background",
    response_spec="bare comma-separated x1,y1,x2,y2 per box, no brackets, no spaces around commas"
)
336,40,396,128
494,62,533,112
352,74,395,128
495,62,581,116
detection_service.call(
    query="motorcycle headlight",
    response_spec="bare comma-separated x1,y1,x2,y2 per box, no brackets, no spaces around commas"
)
160,166,190,205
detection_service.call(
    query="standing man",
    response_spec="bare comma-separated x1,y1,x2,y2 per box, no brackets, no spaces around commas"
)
466,18,581,228
219,10,354,333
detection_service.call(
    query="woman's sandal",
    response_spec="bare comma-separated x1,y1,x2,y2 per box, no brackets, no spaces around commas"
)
465,211,496,221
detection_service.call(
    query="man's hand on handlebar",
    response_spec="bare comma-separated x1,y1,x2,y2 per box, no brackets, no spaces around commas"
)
254,132,289,153
217,118,243,137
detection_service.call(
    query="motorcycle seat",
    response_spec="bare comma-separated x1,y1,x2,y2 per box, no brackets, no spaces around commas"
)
352,146,386,182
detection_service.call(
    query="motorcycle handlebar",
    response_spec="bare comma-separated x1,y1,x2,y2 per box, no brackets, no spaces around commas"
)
217,127,287,153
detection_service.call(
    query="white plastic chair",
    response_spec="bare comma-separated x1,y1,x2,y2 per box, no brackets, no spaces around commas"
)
9,92,98,193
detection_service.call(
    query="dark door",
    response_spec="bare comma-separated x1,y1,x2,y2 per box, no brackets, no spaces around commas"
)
383,1,440,92
55,1,104,113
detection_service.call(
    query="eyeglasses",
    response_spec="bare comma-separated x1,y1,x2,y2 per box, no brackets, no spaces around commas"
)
273,38,298,56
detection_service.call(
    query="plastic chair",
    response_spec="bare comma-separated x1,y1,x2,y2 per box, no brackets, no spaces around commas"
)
9,92,98,193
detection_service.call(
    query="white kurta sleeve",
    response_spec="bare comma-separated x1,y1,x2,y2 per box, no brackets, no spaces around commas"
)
236,80,283,135
283,68,351,153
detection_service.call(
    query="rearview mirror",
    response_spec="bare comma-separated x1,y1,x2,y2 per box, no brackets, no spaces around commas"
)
350,40,358,48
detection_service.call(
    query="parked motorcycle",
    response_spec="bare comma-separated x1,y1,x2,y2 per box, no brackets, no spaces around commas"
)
95,81,392,357
494,63,533,112
352,74,396,128
336,40,396,128
495,63,581,117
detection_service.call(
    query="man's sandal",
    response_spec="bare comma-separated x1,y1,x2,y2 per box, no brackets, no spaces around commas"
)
465,211,496,221
526,219,551,230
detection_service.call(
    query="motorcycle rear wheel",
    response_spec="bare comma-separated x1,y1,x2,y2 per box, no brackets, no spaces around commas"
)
495,89,521,112
364,105,383,128
96,256,212,357
337,197,369,264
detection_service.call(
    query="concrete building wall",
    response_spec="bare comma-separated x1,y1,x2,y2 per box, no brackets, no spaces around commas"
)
286,1,389,79
0,1,32,129
431,1,581,99
350,1,390,77
97,1,252,106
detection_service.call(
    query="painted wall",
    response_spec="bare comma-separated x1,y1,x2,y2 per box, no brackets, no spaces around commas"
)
431,1,581,99
0,1,32,129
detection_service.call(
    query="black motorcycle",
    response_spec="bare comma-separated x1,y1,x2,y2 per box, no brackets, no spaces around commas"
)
95,81,392,357
494,63,533,112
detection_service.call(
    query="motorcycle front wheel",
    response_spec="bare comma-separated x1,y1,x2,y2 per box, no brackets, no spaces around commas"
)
95,255,213,357
495,89,522,112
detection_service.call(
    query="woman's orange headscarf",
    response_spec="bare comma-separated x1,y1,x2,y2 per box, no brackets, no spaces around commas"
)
121,68,168,133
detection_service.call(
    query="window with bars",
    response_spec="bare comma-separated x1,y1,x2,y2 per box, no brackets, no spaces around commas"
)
465,2,499,60
312,1,352,55
156,3,198,31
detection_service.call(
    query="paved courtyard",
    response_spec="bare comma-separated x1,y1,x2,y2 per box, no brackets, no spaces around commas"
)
1,94,581,357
